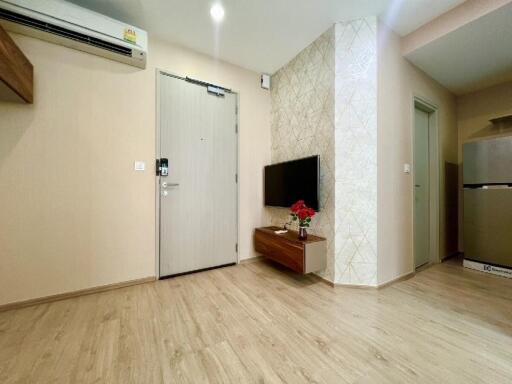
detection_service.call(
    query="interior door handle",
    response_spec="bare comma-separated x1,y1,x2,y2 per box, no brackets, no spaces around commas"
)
415,184,421,187
161,182,179,188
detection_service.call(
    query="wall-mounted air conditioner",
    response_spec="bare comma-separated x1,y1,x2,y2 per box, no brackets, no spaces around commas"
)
0,0,147,69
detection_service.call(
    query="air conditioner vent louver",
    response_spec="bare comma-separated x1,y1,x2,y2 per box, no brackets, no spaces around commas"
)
0,8,132,56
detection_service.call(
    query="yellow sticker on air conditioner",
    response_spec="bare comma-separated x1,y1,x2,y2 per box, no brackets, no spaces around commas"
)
123,27,137,44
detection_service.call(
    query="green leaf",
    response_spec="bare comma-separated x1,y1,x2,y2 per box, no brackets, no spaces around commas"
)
306,218,311,222
292,216,297,221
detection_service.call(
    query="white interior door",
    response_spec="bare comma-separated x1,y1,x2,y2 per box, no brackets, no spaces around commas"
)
159,73,238,277
414,107,430,268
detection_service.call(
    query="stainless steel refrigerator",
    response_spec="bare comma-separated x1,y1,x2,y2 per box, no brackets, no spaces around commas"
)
463,136,512,271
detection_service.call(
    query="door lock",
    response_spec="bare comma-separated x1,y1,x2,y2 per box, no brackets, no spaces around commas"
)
156,158,169,176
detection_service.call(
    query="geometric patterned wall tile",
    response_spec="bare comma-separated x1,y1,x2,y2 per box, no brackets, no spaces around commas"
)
270,27,336,282
270,18,378,286
334,17,378,286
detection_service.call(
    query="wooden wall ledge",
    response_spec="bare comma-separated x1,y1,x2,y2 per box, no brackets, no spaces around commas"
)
0,24,33,103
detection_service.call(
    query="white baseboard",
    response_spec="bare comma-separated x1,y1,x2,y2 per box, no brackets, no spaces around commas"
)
0,276,156,312
463,259,512,279
239,255,265,264
377,270,415,289
315,270,414,290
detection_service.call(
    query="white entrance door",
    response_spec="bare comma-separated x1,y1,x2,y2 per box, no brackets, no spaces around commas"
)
414,107,430,268
158,73,238,277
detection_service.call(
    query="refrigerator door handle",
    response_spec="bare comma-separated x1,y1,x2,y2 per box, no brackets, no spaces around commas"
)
464,185,512,190
482,185,512,190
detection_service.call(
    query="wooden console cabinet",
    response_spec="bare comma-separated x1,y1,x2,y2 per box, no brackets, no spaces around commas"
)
254,226,326,274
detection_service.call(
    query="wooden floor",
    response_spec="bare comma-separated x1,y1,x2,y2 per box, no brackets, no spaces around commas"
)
1,258,511,383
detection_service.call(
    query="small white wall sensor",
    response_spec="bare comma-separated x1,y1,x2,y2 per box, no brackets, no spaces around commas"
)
261,74,270,90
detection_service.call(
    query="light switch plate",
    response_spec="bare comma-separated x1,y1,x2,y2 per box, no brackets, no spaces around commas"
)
134,161,145,171
403,163,411,174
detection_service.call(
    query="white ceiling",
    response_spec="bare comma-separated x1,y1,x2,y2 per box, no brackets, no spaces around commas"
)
68,0,466,74
405,3,512,95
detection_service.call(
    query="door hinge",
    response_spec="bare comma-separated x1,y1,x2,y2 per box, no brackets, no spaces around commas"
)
235,123,238,133
235,173,238,183
235,243,238,253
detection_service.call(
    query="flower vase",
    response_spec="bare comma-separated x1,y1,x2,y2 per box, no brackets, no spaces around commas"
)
298,226,307,241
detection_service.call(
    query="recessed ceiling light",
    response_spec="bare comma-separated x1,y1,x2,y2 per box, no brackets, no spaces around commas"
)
210,3,225,22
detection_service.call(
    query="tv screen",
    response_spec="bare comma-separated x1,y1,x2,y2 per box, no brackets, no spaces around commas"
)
264,155,320,211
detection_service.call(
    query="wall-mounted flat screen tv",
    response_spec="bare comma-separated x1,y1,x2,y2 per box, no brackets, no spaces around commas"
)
264,155,320,211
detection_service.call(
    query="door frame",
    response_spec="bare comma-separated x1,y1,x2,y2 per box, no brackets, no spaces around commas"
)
155,69,240,279
412,96,440,268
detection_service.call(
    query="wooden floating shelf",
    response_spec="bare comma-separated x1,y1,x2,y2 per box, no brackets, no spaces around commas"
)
254,226,326,274
0,24,33,103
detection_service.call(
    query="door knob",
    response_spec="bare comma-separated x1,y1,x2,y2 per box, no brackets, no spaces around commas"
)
162,182,168,188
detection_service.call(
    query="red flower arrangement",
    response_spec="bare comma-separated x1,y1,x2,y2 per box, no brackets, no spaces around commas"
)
290,200,316,226
290,200,316,236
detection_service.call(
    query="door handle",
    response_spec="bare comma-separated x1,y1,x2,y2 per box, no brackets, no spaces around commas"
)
161,182,180,188
415,184,421,187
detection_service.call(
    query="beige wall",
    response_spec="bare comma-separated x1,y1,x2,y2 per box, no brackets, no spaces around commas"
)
0,33,270,305
377,23,458,285
457,81,512,250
